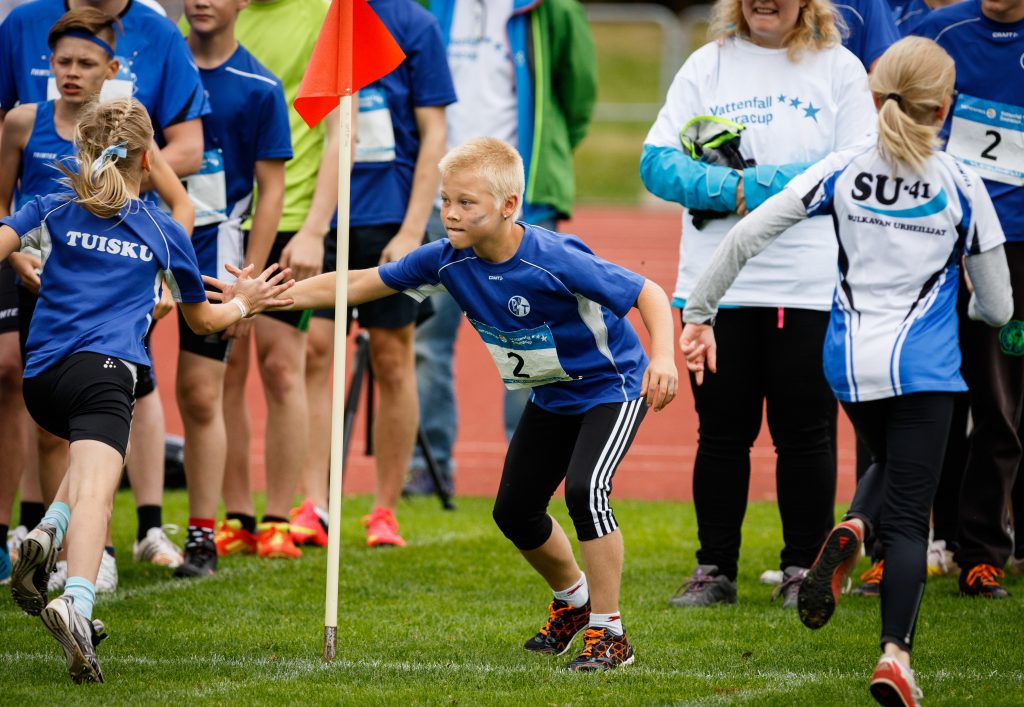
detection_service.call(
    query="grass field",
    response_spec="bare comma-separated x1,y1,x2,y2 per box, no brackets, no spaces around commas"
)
3,491,1023,705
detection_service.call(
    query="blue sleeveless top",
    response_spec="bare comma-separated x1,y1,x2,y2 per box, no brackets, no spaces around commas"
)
16,101,73,210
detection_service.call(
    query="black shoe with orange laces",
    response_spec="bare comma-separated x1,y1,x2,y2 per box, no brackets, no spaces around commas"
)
523,598,590,655
565,627,634,671
960,563,1011,598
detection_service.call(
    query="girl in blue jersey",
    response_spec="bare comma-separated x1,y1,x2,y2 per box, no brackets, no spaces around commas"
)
224,136,678,671
679,38,1012,707
0,8,197,582
2,96,292,684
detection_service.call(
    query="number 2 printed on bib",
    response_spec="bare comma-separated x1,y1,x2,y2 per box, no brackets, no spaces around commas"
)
470,319,574,390
355,87,396,163
946,94,1024,187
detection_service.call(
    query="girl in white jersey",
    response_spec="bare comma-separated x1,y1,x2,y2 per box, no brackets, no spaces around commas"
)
679,37,1012,707
1,97,292,684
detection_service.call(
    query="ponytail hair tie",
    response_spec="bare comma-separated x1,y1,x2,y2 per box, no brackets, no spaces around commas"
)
885,93,902,106
89,141,128,174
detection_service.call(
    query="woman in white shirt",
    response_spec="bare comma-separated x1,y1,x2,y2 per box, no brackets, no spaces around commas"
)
642,0,876,607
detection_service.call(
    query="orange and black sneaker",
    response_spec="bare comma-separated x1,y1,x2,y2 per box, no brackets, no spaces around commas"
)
852,560,885,597
214,519,257,557
798,519,864,629
523,598,591,655
960,563,1011,598
256,522,302,559
565,627,634,671
363,507,406,548
870,654,923,707
289,499,329,547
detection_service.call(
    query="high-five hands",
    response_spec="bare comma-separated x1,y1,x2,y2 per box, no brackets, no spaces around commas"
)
204,263,295,317
679,323,717,386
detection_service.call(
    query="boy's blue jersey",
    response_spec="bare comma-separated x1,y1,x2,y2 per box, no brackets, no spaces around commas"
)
189,44,292,279
348,0,456,228
834,0,899,69
379,223,648,414
914,0,1024,242
1,194,207,377
15,101,71,209
787,147,1005,402
0,0,209,138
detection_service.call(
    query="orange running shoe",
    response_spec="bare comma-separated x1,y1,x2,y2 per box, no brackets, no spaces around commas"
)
214,519,257,557
289,500,329,547
256,522,302,559
798,519,864,629
363,507,406,548
870,654,923,707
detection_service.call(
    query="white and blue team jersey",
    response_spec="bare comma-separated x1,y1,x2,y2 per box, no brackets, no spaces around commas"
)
914,0,1024,242
0,0,208,139
0,193,207,378
187,45,292,280
15,100,72,210
379,224,649,415
787,147,1006,402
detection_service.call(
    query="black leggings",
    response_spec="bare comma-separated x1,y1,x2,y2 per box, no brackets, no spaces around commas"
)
493,398,646,550
688,307,836,581
843,392,954,654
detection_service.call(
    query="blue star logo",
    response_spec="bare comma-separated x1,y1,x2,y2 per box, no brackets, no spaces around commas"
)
803,102,821,122
778,93,786,103
789,97,802,109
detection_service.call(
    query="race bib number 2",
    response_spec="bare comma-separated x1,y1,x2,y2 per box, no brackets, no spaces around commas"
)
470,319,573,390
946,94,1024,187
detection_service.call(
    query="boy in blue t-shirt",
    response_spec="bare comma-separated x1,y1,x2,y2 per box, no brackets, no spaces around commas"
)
240,137,678,671
174,0,293,578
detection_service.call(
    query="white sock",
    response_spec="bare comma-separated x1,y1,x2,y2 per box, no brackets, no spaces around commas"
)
589,611,623,636
553,573,589,608
313,505,329,525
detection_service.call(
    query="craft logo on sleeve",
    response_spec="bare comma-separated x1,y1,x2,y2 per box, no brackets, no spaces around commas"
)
508,295,530,317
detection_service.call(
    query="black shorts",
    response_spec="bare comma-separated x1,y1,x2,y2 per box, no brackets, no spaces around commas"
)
314,225,427,329
0,262,18,335
22,351,140,458
177,307,231,362
259,230,311,331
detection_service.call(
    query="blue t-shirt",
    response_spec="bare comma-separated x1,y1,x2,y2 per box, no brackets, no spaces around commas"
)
0,0,209,139
348,0,456,228
787,147,1005,402
189,44,292,278
914,0,1024,242
15,100,72,210
894,0,932,35
835,0,900,69
1,194,207,377
379,223,648,414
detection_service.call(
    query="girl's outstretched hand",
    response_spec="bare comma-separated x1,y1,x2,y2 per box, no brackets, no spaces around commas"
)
640,354,678,412
679,323,717,386
204,263,295,316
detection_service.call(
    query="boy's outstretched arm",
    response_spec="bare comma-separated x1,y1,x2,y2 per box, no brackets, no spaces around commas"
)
635,279,678,411
213,265,398,313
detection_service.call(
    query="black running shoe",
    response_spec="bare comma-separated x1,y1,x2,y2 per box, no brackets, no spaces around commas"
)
10,523,59,616
40,595,108,684
173,538,218,578
523,599,590,655
960,564,1011,598
565,628,634,671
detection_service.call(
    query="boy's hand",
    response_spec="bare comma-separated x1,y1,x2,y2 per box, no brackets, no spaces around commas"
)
679,323,717,386
280,230,324,281
8,252,41,293
205,263,295,316
379,228,422,265
640,354,678,412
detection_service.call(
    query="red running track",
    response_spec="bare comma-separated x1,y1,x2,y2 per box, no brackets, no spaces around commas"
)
152,205,857,502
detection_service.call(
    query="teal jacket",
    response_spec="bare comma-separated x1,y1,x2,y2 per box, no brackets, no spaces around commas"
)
429,0,597,220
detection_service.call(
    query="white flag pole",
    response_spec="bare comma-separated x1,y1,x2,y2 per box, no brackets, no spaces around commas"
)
324,90,353,662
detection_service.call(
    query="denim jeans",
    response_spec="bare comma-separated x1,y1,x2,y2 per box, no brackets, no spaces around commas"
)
411,211,558,481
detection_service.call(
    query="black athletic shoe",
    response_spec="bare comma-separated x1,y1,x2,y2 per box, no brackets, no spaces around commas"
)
523,598,590,655
10,523,59,616
40,595,108,684
173,539,218,578
960,564,1011,598
565,628,634,671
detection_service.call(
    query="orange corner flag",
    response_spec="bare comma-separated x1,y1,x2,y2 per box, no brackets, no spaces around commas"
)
294,0,406,128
